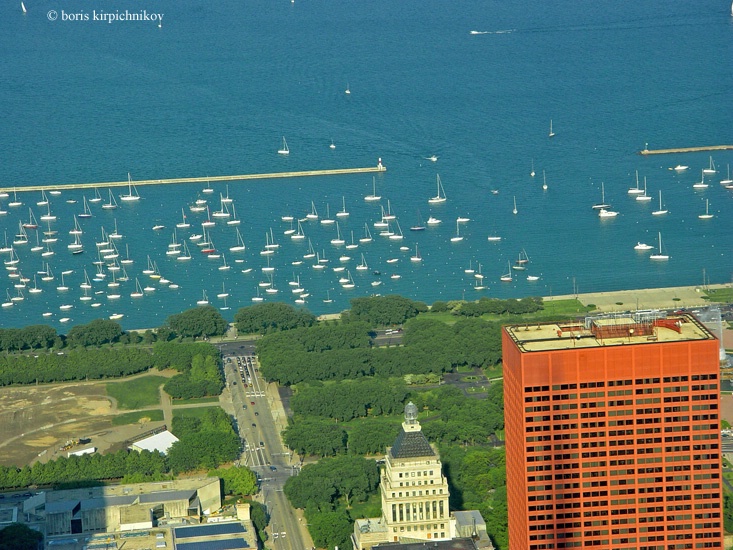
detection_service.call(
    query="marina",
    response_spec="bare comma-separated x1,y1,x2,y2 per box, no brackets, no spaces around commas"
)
0,0,731,329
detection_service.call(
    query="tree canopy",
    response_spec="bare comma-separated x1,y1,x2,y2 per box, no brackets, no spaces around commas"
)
165,306,228,339
343,295,427,326
234,302,316,334
0,523,44,550
66,319,123,347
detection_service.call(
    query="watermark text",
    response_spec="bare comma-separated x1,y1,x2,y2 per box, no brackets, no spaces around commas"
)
48,10,164,24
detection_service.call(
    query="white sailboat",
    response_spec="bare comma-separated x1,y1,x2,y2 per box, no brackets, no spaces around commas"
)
176,208,190,228
592,182,611,210
89,187,103,203
359,223,373,243
364,176,381,202
37,189,49,207
102,189,118,209
321,203,335,225
651,190,668,216
130,277,145,298
702,156,717,175
56,272,69,292
356,253,368,271
720,164,733,185
341,270,355,289
8,188,22,208
698,199,713,220
548,119,555,138
346,231,358,250
649,232,669,260
306,201,319,220
230,228,246,252
78,196,93,219
410,244,422,262
450,220,463,242
252,286,264,302
635,177,652,202
530,158,535,177
692,170,709,189
217,282,230,299
277,136,290,155
177,241,192,261
197,290,209,305
21,1,26,14
227,203,241,225
628,170,644,195
500,261,513,282
331,222,345,245
291,219,306,241
428,174,447,204
120,173,141,201
512,196,518,215
542,170,548,191
337,196,349,218
389,220,404,241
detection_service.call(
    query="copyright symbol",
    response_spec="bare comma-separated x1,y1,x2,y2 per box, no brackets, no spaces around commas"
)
47,10,58,21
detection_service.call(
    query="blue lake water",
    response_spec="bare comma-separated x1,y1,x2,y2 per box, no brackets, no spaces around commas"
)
0,0,731,329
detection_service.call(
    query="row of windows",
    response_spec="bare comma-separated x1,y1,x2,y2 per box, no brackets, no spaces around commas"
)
523,375,717,395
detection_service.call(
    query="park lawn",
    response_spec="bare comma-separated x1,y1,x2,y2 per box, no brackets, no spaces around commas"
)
112,410,164,426
173,406,221,420
106,375,168,410
703,288,733,303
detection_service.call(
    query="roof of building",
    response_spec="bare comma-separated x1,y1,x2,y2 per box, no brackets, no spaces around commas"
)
131,431,180,455
504,312,716,353
374,538,478,550
390,427,435,459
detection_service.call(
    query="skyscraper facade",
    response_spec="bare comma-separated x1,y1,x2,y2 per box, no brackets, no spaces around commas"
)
502,312,723,550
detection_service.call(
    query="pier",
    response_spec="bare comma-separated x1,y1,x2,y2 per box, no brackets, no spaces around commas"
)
639,144,733,156
0,163,386,194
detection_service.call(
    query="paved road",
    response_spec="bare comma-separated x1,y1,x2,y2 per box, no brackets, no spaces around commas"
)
222,352,314,550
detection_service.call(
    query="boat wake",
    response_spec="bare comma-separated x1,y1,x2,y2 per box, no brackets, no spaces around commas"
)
469,29,515,35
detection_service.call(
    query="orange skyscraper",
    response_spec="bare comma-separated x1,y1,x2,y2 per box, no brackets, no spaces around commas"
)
503,311,723,550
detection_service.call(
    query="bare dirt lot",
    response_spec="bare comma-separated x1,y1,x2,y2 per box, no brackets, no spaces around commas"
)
0,372,170,467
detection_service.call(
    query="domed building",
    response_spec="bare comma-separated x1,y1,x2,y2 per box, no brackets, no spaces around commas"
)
352,403,491,550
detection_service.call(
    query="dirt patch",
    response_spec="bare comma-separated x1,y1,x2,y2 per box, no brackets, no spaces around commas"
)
0,371,168,467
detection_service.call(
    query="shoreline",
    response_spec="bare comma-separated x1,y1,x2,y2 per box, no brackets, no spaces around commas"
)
313,283,731,322
121,284,731,331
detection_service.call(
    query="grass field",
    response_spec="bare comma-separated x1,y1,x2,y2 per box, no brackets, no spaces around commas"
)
173,406,221,420
106,376,168,410
111,410,164,426
703,288,733,303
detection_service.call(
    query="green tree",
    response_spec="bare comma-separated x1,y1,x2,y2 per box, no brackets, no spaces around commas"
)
209,467,258,496
283,421,347,457
165,306,228,339
306,508,353,550
250,501,270,544
234,302,316,334
0,523,43,550
66,319,123,347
